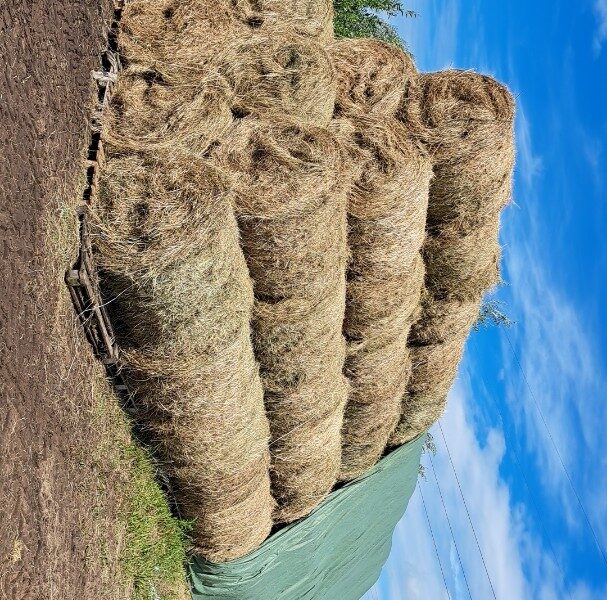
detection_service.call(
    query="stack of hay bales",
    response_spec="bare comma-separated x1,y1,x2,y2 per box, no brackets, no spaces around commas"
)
390,70,515,445
202,6,348,522
329,39,433,481
93,0,515,562
96,0,349,558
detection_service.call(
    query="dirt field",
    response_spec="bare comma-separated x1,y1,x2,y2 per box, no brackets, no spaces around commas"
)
0,2,138,598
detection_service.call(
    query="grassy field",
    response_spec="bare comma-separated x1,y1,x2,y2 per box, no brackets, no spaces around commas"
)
90,375,191,600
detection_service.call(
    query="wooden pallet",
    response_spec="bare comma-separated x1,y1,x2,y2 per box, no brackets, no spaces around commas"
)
64,0,184,530
65,1,132,401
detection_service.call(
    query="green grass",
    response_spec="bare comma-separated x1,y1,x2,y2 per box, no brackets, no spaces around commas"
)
333,0,414,47
121,442,192,600
90,374,191,600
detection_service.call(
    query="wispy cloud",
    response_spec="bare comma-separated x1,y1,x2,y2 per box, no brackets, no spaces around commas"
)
593,0,607,55
515,101,543,189
502,224,607,542
370,365,606,599
375,381,531,599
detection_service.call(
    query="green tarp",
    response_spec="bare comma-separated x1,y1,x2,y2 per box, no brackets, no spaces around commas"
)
189,433,425,600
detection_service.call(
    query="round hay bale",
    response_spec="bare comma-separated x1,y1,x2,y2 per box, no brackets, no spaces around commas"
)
212,118,351,522
329,38,419,121
418,70,515,233
389,70,515,446
256,295,348,519
119,0,241,72
215,118,346,221
341,327,412,478
339,118,432,481
91,150,274,561
123,325,272,562
423,216,502,302
212,32,336,125
230,0,334,40
104,67,234,156
389,310,477,446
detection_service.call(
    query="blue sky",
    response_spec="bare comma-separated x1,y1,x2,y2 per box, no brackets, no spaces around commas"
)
364,1,607,598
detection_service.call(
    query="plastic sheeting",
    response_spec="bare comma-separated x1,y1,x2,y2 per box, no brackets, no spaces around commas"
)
189,433,425,600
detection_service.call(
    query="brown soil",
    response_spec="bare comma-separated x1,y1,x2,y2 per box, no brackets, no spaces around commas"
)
0,1,135,598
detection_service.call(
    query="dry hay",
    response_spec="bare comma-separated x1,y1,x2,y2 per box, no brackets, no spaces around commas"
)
213,32,336,125
119,0,333,84
339,117,432,481
389,296,480,445
119,0,241,72
423,216,501,303
391,71,515,445
410,295,484,346
120,5,336,126
90,150,274,561
330,38,420,122
104,67,234,156
418,70,515,234
230,0,334,40
119,1,336,132
211,117,351,522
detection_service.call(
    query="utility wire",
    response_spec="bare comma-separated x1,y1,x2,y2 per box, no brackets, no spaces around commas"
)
429,452,473,599
504,331,607,569
437,421,497,600
470,337,570,597
419,482,452,599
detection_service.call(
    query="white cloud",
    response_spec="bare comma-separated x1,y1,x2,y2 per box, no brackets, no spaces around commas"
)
375,380,532,600
593,0,607,54
515,100,543,189
368,360,607,599
502,225,607,542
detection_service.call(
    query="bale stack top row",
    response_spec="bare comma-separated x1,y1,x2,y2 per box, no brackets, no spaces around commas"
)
91,0,515,563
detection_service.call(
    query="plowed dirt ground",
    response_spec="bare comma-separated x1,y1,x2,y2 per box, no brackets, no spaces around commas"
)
0,2,133,598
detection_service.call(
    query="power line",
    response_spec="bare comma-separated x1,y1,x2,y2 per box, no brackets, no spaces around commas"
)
504,331,607,569
437,421,497,600
470,337,570,596
419,482,451,599
428,451,473,599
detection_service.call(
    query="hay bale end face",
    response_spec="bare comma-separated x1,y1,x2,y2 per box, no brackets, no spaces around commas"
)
120,0,242,71
329,38,420,122
419,69,515,234
212,32,336,125
105,68,234,156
